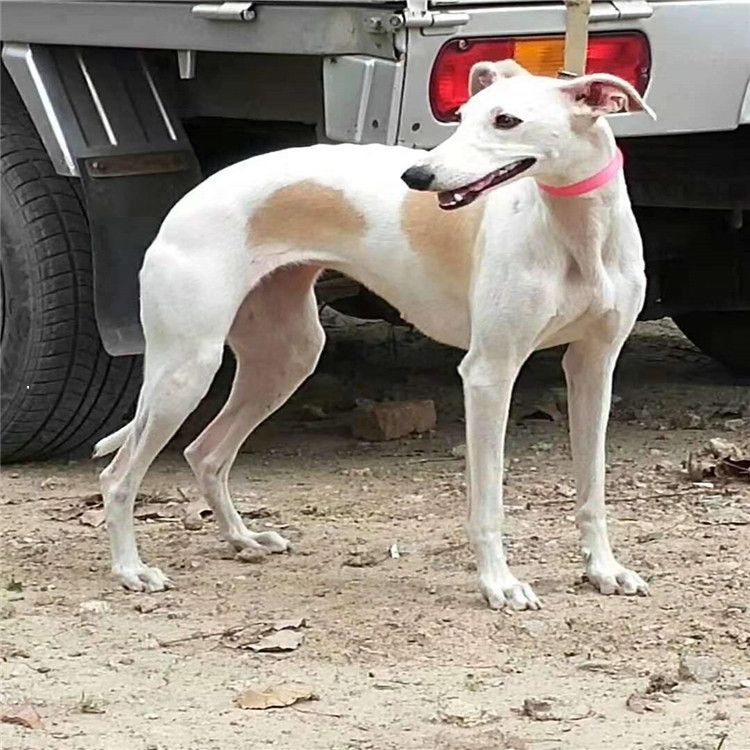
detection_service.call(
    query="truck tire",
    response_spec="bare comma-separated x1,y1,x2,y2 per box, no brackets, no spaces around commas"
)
673,312,750,376
1,79,141,462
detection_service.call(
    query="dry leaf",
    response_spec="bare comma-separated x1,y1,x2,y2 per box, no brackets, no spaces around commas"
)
182,499,212,531
687,439,749,483
1,704,43,730
520,403,562,422
80,509,106,528
272,617,306,631
48,506,87,522
721,457,750,480
235,684,315,710
47,494,104,523
240,505,276,519
134,503,179,520
248,629,303,652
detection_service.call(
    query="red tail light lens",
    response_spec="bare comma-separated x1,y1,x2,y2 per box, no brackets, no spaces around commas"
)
429,33,651,122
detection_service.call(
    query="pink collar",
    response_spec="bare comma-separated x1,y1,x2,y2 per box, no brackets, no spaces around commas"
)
537,149,623,197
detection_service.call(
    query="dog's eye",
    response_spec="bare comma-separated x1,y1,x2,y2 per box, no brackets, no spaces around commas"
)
493,114,522,129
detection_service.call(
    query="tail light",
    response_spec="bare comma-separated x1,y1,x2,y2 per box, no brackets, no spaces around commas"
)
429,33,651,122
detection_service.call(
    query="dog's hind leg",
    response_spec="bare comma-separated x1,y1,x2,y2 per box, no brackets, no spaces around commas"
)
184,264,325,555
100,246,242,591
100,339,224,591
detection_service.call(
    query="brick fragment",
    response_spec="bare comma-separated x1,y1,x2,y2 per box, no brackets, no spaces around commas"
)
351,400,437,441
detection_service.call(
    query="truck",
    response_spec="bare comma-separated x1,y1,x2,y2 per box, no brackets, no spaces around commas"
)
1,0,749,461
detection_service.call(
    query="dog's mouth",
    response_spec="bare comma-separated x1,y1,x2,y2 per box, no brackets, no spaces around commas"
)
437,158,536,210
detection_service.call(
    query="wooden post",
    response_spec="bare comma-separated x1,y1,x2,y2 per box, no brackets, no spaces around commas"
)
562,0,592,77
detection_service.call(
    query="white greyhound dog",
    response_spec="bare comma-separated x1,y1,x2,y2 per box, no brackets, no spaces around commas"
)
95,61,654,610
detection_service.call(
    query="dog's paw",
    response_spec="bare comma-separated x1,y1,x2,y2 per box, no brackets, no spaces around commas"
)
114,564,171,593
231,530,290,554
586,564,648,596
481,577,541,611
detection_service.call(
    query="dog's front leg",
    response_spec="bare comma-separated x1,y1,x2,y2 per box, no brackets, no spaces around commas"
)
459,352,541,611
563,339,648,596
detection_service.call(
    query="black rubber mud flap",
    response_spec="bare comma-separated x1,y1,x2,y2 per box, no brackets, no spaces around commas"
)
4,44,201,355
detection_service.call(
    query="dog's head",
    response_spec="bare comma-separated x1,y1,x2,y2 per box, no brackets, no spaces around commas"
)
401,61,655,209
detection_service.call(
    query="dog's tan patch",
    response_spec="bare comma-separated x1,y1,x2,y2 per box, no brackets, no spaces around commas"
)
249,180,365,249
401,192,484,292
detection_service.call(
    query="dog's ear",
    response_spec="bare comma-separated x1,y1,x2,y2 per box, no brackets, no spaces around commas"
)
559,74,656,120
469,60,531,97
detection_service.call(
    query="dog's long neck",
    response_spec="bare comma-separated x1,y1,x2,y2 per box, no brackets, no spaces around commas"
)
536,123,626,281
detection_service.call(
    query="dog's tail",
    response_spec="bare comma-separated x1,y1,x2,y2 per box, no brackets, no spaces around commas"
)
92,421,133,458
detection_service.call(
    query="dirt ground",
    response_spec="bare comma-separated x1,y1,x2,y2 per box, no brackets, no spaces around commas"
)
1,317,749,750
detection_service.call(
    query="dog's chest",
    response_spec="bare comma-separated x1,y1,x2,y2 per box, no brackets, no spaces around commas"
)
536,253,636,349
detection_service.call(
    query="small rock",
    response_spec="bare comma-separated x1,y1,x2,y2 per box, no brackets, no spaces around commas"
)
646,673,678,694
703,507,750,525
626,692,663,714
79,599,111,616
299,404,327,421
531,441,553,452
519,620,549,638
674,412,705,430
555,483,576,498
436,698,497,727
0,600,16,619
550,387,568,411
501,736,530,750
181,499,212,531
236,547,268,563
451,443,466,458
708,438,742,460
520,696,592,721
343,548,382,568
351,400,436,441
723,418,745,432
0,704,43,730
678,654,722,683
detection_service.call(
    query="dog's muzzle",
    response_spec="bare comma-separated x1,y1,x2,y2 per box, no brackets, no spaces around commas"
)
401,165,435,191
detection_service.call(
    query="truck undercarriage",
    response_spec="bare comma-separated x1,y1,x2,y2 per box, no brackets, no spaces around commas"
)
1,0,748,460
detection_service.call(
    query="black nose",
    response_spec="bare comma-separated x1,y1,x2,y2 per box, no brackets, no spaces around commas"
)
401,165,435,191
